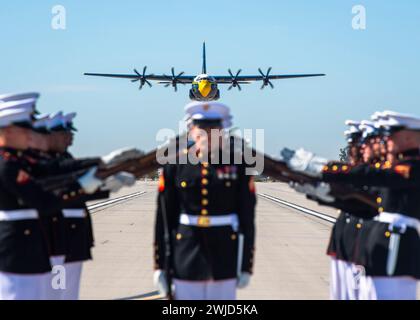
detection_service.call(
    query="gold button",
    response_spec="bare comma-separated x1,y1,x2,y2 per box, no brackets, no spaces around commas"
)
231,234,237,240
225,181,231,187
342,165,349,171
356,223,362,229
202,178,208,185
202,199,208,206
181,181,187,188
378,207,384,213
376,197,382,204
176,233,182,240
202,169,208,176
385,231,391,238
197,216,210,227
202,162,209,168
202,188,208,196
63,194,69,200
332,165,338,172
24,229,31,236
201,208,208,215
375,163,381,169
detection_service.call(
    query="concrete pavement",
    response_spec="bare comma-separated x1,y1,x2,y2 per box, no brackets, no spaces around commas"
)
80,181,335,299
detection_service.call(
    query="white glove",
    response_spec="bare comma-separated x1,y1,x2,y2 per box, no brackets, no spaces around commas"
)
237,272,251,289
282,148,328,177
314,182,335,203
101,172,136,193
77,167,102,194
290,182,335,203
101,147,144,167
153,270,169,297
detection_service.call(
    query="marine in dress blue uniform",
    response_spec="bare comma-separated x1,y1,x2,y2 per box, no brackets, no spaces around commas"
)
153,102,256,300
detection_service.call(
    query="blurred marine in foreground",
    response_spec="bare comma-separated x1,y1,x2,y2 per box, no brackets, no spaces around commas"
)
0,92,140,300
270,110,420,300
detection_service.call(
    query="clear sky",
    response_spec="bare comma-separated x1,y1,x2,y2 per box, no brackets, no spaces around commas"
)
1,1,419,159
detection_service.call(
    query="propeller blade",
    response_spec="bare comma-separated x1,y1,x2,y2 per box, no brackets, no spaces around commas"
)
266,67,272,76
145,80,152,87
228,69,233,77
176,71,184,78
131,79,139,83
228,84,233,90
142,66,147,76
235,69,242,77
171,67,175,77
174,84,178,92
269,81,274,89
258,68,264,77
260,83,265,90
164,83,170,87
237,83,242,91
134,68,140,76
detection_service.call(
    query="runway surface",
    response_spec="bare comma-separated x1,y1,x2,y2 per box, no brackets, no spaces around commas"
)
80,181,342,300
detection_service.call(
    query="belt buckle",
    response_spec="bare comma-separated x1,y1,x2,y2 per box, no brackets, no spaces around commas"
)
197,216,210,227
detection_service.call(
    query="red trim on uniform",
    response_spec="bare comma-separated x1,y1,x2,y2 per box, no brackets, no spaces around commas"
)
249,177,256,193
16,170,31,185
158,172,165,192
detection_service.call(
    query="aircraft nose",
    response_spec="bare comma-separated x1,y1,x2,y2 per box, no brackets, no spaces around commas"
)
198,80,212,97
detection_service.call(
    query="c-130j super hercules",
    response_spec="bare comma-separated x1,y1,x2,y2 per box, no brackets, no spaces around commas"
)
85,43,325,101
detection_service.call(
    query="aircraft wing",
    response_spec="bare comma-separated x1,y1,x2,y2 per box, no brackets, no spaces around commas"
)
84,72,196,83
213,73,325,83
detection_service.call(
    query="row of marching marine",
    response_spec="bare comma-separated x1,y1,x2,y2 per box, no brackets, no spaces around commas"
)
0,92,138,299
281,110,420,300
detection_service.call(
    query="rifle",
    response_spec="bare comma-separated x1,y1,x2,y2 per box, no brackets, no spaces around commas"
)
159,188,174,300
240,142,378,208
39,134,194,192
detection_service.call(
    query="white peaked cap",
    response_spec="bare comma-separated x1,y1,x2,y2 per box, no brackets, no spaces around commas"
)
47,111,64,130
62,112,76,126
0,108,33,128
359,120,376,138
0,92,40,103
0,98,37,113
32,113,50,131
344,120,361,137
376,110,420,131
184,101,232,129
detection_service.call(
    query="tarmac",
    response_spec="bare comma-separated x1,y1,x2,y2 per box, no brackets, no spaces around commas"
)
80,181,340,300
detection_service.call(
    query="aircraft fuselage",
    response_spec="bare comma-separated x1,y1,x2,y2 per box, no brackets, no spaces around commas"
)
189,74,220,101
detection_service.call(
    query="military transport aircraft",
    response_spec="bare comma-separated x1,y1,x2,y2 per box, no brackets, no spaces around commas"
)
85,43,325,101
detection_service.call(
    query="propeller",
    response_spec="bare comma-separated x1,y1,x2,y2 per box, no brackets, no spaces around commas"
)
131,66,152,90
227,69,242,91
258,67,274,89
162,67,185,92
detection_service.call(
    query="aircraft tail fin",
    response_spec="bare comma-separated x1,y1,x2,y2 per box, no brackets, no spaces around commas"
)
202,42,207,74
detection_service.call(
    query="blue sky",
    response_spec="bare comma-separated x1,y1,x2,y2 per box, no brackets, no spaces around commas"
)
1,1,419,158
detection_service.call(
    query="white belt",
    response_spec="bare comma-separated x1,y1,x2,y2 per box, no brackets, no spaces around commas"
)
179,213,239,231
62,209,87,218
374,212,420,236
0,209,39,221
